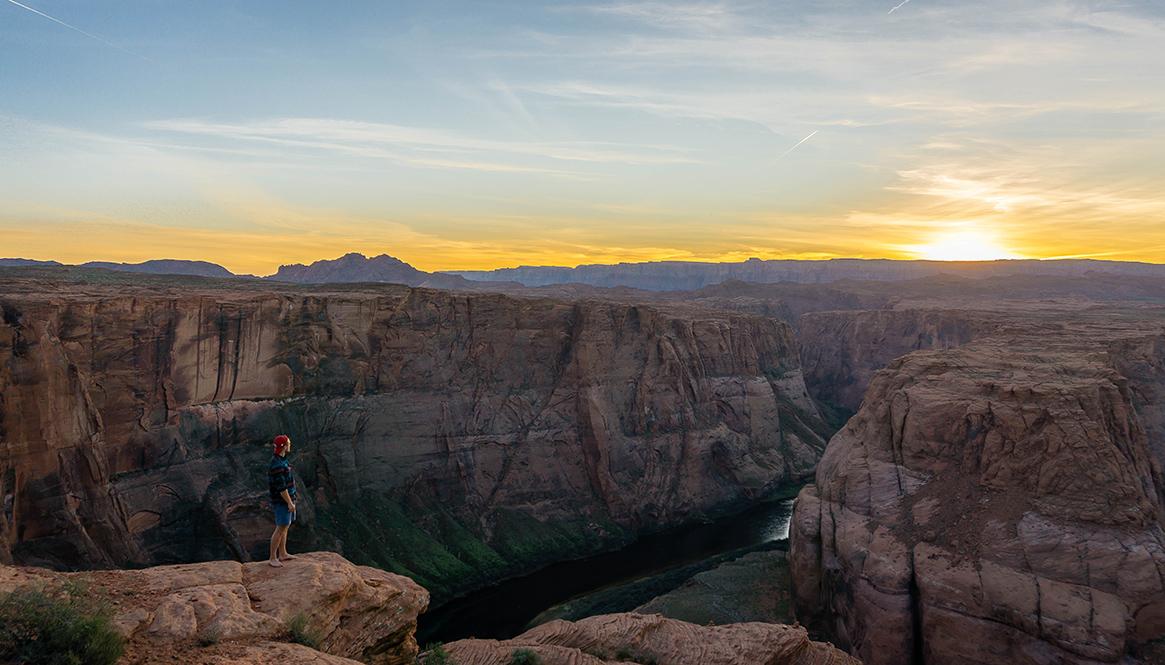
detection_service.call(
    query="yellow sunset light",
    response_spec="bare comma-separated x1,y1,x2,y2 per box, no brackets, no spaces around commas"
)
912,231,1019,262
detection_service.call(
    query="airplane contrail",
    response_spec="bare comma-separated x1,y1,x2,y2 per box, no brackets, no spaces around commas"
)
888,0,911,14
3,0,150,61
768,130,818,166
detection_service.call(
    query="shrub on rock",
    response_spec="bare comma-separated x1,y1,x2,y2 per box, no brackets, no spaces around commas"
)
0,581,124,665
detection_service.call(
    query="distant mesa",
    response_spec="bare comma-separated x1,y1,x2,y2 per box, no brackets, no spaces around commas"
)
446,257,1165,290
0,258,62,267
79,259,239,278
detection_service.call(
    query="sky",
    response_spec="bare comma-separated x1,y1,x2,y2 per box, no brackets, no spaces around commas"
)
1,0,1164,275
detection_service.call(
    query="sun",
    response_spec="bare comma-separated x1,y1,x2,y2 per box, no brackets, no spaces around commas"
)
911,231,1019,262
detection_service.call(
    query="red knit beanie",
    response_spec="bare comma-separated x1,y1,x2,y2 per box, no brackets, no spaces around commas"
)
273,435,290,453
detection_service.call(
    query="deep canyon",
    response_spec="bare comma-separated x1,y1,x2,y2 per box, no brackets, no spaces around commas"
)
0,271,828,604
3,261,1165,664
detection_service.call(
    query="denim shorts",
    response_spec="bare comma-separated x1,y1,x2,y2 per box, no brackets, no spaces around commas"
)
272,503,296,526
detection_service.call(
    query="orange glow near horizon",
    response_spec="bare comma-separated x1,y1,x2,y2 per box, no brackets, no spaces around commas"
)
907,230,1022,262
3,198,1163,276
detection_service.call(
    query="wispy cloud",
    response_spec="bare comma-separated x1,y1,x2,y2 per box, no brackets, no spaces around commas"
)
145,117,700,171
561,1,741,31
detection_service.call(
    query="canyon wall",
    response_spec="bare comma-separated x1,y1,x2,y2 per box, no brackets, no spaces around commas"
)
790,340,1165,664
798,309,997,413
0,284,829,600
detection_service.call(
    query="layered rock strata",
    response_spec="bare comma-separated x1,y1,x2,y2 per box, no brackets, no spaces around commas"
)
443,612,860,665
0,283,828,598
790,341,1165,664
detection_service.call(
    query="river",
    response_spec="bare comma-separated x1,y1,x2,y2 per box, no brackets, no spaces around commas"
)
416,497,795,645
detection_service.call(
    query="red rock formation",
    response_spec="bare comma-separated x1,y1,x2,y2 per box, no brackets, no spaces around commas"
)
443,612,860,665
790,341,1165,664
0,281,827,589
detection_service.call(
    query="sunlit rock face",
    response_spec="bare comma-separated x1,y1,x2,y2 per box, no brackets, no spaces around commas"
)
0,284,828,596
790,341,1165,665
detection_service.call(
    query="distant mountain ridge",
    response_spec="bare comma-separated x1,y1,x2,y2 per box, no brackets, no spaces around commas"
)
8,254,1165,291
446,257,1165,290
265,252,481,289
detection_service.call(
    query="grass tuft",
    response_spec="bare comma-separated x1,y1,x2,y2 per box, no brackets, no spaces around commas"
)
0,580,125,665
415,641,456,664
284,611,324,649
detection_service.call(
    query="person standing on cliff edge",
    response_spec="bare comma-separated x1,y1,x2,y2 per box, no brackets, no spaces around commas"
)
268,435,298,567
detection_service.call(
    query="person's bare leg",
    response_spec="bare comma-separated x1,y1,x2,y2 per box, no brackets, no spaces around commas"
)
278,526,296,561
269,526,287,567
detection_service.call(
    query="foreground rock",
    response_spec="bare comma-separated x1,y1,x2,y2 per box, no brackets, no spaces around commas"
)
1,551,427,665
790,341,1165,664
444,612,860,665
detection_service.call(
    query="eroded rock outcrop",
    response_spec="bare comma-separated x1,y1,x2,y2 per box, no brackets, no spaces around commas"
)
790,341,1165,664
444,612,860,665
0,551,427,665
0,280,828,599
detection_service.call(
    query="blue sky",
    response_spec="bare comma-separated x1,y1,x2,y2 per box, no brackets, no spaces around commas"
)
2,0,1164,273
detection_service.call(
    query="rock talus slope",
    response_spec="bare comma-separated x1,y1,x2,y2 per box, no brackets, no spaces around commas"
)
0,285,828,595
790,341,1165,664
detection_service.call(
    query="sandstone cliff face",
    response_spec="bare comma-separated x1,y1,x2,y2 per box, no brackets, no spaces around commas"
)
798,309,994,412
0,284,828,598
790,341,1165,664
